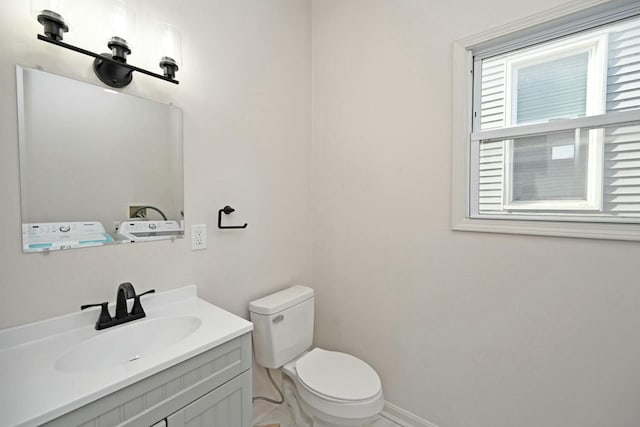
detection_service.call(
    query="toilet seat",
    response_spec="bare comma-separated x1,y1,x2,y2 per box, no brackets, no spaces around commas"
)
296,348,381,402
282,348,385,423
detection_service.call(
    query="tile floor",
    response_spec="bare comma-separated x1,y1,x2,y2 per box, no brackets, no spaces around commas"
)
253,400,402,427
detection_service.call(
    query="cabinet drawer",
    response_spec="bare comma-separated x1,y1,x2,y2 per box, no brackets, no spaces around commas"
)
166,370,252,427
43,333,252,427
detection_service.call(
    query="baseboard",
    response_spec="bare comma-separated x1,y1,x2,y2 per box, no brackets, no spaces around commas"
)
381,401,440,427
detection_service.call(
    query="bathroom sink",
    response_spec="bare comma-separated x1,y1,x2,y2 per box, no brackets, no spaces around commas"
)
55,316,202,373
0,286,253,427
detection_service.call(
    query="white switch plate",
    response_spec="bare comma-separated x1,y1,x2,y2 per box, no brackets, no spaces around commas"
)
191,224,207,250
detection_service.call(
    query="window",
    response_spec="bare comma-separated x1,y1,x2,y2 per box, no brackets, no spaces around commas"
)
452,1,640,240
478,33,608,212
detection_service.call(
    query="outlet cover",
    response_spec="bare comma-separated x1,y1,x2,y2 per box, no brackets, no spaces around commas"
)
191,224,207,250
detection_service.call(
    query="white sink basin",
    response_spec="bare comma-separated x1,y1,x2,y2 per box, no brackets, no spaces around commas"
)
55,316,202,373
0,285,253,427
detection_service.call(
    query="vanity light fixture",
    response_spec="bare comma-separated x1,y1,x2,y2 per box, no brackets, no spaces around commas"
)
31,0,181,88
156,23,182,80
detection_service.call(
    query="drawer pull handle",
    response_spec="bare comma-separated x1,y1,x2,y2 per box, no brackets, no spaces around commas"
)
272,314,284,323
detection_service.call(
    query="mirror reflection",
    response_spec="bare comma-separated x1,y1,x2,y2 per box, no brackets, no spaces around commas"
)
16,65,184,253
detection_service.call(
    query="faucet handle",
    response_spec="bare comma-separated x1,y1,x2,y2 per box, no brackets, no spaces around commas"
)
81,302,112,330
131,289,155,316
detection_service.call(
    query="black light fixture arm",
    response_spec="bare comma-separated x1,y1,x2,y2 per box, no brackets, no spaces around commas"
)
218,205,248,229
37,34,179,85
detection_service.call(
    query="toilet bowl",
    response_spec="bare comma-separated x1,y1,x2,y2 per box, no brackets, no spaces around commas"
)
282,349,384,426
249,286,384,427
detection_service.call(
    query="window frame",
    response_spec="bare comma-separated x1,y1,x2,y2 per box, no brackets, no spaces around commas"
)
500,33,608,211
451,0,640,241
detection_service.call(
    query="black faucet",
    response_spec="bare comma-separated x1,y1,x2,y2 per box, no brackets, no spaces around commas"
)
81,283,155,330
116,282,136,319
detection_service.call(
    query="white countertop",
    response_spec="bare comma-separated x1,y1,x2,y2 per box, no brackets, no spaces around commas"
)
0,285,253,427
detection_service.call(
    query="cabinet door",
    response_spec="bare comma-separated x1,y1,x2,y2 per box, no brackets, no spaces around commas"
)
167,371,252,427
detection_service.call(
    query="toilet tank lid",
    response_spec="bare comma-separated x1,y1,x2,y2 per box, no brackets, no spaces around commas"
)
249,285,314,315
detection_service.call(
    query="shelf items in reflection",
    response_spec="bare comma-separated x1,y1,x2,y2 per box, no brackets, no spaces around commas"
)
22,222,114,252
116,220,183,242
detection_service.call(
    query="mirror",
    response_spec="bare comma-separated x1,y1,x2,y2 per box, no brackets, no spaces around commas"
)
16,65,183,253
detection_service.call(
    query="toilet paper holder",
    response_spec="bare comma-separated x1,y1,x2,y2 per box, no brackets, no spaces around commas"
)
218,205,248,229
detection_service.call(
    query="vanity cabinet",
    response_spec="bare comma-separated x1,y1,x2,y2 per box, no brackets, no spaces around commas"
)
166,370,251,426
42,333,252,427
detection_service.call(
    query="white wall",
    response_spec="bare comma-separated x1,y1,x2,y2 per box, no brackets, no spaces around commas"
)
311,1,640,427
0,0,311,331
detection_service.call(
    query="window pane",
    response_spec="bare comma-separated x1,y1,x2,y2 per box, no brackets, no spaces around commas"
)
478,15,640,131
476,123,640,217
511,130,589,202
515,53,588,124
604,123,640,215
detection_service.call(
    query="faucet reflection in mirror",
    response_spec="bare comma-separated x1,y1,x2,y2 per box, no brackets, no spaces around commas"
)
31,0,182,87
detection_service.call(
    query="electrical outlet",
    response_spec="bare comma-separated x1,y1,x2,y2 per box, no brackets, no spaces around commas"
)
191,224,207,250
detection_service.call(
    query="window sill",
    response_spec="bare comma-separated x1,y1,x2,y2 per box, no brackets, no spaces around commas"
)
502,202,600,211
452,216,640,241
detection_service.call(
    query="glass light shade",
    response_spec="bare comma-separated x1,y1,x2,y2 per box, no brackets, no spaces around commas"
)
30,0,65,19
108,0,136,46
155,23,182,67
31,0,69,40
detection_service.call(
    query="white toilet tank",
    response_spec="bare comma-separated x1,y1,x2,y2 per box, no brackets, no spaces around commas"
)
249,285,314,369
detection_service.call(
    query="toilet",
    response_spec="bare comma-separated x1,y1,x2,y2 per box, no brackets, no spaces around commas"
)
249,286,384,427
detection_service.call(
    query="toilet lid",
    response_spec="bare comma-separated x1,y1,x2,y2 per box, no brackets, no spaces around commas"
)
296,348,381,401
